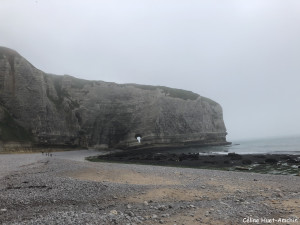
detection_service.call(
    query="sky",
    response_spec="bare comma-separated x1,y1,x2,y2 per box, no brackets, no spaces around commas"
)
1,0,300,141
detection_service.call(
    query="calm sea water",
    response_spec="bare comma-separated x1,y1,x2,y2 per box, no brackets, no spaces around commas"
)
163,136,300,155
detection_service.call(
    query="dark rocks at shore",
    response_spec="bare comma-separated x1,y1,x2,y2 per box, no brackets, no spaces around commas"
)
265,158,278,164
227,152,243,160
95,151,300,175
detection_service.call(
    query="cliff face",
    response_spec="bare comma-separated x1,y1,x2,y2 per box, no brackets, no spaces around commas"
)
0,46,228,150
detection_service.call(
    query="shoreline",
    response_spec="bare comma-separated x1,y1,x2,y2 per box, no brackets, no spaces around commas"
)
3,146,299,176
0,140,231,154
123,141,232,151
0,148,118,155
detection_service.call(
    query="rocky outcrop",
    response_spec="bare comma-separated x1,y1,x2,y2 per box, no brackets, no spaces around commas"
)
0,46,229,151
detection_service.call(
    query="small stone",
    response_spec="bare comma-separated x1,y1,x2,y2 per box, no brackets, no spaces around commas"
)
128,211,135,217
126,204,132,209
109,210,118,216
161,213,170,218
158,205,167,211
159,220,164,224
143,201,149,206
273,192,284,198
152,214,158,219
0,209,7,212
137,216,145,221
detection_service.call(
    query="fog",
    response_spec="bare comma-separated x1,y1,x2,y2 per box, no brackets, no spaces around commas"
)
1,0,300,141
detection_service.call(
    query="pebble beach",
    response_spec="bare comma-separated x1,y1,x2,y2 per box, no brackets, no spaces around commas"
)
0,150,299,225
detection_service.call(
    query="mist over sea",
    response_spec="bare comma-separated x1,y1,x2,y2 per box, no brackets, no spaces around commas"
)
160,136,300,155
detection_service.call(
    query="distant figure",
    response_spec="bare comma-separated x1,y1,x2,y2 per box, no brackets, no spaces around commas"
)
137,136,141,143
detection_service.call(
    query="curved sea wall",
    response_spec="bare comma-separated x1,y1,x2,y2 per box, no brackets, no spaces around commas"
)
0,46,229,151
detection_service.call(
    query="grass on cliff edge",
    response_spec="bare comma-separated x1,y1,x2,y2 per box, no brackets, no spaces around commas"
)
130,84,200,101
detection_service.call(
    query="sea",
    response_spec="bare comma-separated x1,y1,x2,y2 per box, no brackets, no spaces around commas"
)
163,136,300,155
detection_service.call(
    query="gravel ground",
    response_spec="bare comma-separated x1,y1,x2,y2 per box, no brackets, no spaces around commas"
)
0,150,299,225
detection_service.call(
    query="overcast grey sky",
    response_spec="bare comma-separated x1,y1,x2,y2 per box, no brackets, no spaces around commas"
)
1,0,300,141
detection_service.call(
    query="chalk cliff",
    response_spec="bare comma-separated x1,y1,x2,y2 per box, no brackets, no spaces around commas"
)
0,46,229,151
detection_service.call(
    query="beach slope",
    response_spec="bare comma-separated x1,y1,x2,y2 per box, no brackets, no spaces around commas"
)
0,151,299,224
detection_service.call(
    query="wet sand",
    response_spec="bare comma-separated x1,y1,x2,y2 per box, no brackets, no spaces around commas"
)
0,149,108,179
